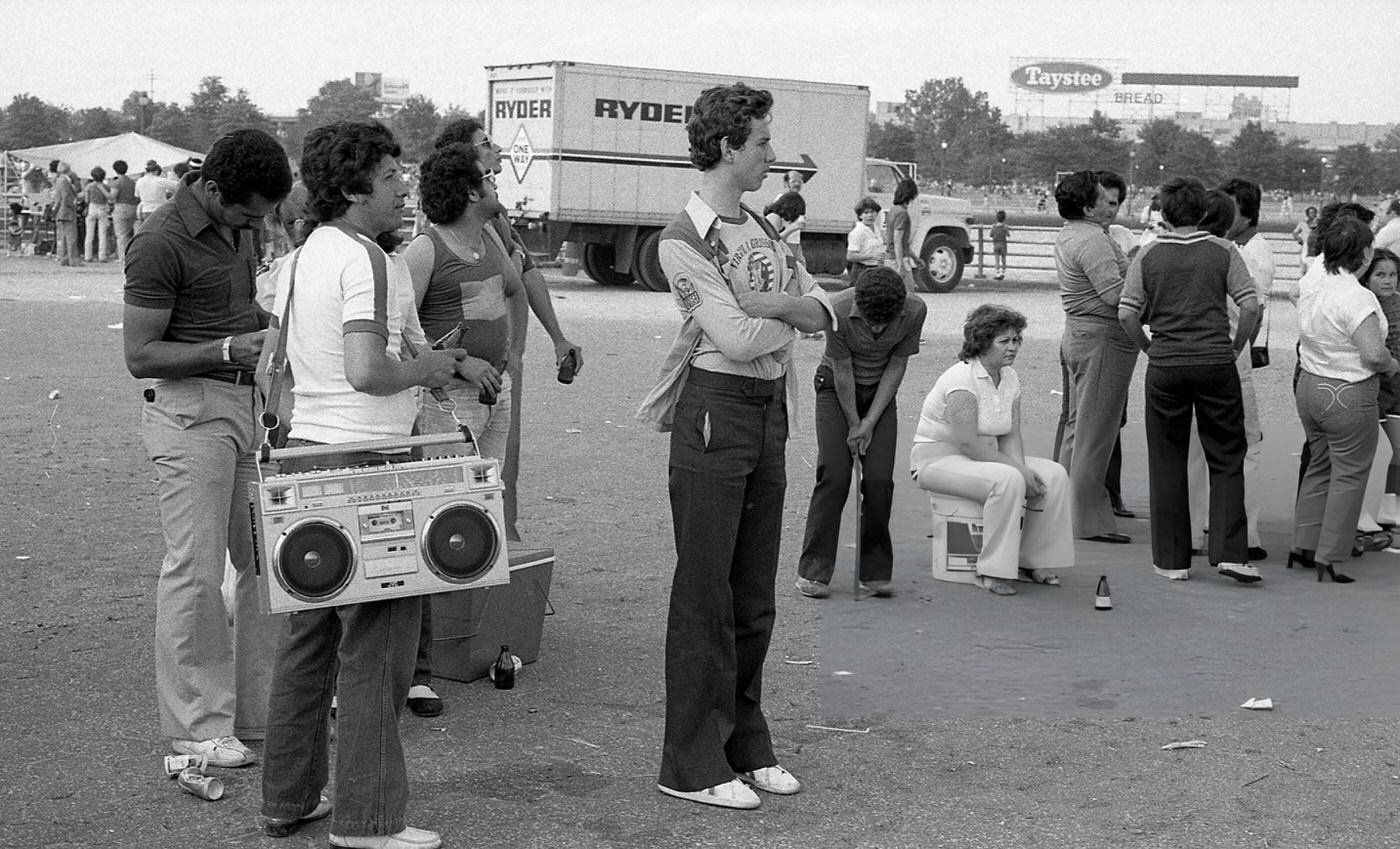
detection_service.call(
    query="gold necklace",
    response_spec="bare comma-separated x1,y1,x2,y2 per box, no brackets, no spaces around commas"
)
439,223,483,261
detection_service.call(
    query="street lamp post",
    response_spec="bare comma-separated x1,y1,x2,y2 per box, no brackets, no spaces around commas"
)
1319,156,1329,198
1128,149,1136,195
940,141,948,190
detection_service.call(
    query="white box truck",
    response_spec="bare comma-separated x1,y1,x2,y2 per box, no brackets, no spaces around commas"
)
486,61,975,292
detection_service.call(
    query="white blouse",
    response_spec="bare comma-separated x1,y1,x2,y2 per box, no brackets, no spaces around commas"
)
1297,268,1387,383
914,358,1019,445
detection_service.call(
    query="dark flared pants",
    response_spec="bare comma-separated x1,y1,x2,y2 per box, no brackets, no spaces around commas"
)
659,374,786,792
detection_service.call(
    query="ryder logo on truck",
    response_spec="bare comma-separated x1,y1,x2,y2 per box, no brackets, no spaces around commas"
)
1011,62,1113,93
595,98,694,124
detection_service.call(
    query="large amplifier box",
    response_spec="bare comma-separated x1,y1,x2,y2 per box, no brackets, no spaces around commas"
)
250,454,510,614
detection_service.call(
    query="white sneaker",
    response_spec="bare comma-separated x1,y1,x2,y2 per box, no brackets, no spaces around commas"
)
330,826,441,849
794,578,830,599
172,736,256,768
657,778,761,809
738,764,802,795
1153,566,1190,581
1217,562,1262,584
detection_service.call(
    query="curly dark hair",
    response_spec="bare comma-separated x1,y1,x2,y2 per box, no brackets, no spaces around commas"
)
1054,170,1099,220
112,160,128,175
1197,189,1236,238
300,121,401,224
767,190,804,224
418,143,486,225
687,83,773,171
201,128,292,206
434,117,485,150
958,304,1027,362
1319,215,1374,274
854,196,881,218
853,266,906,324
89,166,106,182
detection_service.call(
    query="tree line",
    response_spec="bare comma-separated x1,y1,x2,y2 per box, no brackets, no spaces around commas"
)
4,74,1396,196
0,76,476,163
869,77,1400,197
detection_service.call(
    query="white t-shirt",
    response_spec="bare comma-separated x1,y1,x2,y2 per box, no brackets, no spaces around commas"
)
274,225,421,446
1297,268,1387,383
847,221,884,266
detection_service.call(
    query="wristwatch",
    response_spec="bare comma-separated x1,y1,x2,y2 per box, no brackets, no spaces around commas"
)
221,336,234,364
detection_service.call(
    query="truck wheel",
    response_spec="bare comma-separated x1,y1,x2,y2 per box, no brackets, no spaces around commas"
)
633,229,670,292
582,243,635,286
918,235,965,293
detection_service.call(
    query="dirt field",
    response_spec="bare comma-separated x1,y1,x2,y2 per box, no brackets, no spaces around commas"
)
2,257,1399,849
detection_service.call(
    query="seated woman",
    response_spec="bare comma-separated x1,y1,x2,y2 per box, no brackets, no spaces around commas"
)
910,305,1074,595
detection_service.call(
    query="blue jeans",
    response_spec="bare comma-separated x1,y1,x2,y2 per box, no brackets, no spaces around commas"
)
797,368,897,584
260,445,421,837
659,370,787,792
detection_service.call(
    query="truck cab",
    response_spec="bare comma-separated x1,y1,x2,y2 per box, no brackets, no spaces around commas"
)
863,158,976,292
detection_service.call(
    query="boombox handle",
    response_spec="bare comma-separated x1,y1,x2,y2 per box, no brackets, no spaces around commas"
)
265,430,479,462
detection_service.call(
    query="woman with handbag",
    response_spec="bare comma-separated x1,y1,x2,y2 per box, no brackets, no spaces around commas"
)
1289,217,1398,583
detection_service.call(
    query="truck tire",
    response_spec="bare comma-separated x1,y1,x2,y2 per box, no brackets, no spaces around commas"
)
918,234,965,293
633,229,670,292
582,243,635,286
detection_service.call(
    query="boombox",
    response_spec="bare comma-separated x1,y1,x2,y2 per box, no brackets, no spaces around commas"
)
249,435,510,614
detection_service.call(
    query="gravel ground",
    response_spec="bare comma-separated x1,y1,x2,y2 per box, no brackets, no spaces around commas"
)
2,257,1399,849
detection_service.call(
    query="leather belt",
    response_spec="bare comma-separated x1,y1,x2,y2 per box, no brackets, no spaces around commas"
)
199,370,257,386
687,367,784,399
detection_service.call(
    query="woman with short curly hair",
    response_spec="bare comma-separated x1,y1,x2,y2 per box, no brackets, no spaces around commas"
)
910,304,1074,595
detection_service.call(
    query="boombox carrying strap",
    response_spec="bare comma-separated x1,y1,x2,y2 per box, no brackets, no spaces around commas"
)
259,249,301,464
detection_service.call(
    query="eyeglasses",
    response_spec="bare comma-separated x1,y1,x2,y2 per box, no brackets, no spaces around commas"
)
475,137,494,149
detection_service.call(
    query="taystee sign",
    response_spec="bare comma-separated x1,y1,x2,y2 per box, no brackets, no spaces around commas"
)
1011,62,1113,93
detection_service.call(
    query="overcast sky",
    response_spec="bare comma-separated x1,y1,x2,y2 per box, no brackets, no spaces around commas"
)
8,0,1395,126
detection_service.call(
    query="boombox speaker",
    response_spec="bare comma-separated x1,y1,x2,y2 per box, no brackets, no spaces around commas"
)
250,434,510,614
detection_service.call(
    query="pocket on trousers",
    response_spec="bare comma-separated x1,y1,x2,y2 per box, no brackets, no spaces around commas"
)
145,380,207,430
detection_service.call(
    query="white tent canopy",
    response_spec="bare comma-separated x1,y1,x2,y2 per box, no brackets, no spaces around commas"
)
6,132,202,176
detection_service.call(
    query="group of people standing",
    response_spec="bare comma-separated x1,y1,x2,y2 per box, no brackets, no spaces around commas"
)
124,116,580,848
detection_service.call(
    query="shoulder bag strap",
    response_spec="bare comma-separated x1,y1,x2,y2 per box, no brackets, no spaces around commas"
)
258,249,300,461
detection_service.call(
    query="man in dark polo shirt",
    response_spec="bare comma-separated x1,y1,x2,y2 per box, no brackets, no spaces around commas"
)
123,128,292,768
795,265,926,598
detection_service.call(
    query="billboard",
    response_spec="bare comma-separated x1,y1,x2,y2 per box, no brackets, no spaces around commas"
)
1009,58,1296,124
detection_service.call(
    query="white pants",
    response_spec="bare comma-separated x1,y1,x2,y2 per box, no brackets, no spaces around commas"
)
914,454,1075,580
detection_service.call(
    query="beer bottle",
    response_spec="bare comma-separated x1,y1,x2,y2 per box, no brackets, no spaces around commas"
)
491,644,516,690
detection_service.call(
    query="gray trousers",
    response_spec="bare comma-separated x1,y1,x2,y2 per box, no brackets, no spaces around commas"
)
1058,316,1139,538
142,377,283,741
1294,371,1380,564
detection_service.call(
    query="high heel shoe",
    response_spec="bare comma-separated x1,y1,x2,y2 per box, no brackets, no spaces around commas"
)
1286,550,1316,570
1317,561,1355,583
